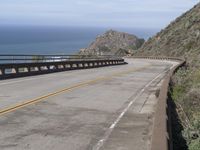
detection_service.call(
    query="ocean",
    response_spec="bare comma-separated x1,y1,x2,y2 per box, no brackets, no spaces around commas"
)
0,25,158,55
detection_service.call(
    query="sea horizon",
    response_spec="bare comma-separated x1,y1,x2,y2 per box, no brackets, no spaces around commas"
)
0,25,159,55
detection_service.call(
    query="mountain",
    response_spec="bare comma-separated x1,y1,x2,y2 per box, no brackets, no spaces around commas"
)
79,30,144,55
137,3,200,150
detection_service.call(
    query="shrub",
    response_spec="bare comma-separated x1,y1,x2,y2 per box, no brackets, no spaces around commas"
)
189,139,200,150
185,41,196,50
172,85,186,101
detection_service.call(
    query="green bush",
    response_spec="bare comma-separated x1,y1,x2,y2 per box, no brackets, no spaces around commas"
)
189,139,200,150
185,41,195,50
192,70,200,85
172,85,186,101
193,116,200,130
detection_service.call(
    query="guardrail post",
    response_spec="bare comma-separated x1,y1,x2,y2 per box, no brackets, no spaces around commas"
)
0,68,5,76
69,64,73,69
47,65,52,71
14,67,19,74
92,62,95,67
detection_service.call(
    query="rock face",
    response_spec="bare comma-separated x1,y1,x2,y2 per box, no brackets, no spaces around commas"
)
137,3,200,60
79,30,144,56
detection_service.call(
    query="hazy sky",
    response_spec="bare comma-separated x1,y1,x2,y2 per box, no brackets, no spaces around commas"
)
0,0,199,29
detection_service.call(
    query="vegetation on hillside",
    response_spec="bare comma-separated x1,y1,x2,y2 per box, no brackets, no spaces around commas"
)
171,67,200,150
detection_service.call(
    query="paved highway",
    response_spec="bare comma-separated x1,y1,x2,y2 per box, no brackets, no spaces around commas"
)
0,58,178,150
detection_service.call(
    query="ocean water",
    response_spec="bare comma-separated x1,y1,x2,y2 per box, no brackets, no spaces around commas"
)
0,26,158,55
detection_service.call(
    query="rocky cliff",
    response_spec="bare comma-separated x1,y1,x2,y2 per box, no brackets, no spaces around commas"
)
79,30,144,56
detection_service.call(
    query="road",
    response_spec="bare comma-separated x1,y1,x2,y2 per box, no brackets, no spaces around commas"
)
0,58,178,150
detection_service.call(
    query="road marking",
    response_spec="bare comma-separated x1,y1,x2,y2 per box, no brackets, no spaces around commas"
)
0,66,150,116
92,67,171,150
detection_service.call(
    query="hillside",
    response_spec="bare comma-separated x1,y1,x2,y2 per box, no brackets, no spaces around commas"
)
79,30,144,55
138,3,200,62
137,3,200,150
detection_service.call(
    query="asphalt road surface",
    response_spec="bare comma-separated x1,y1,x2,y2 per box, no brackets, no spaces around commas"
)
0,58,179,150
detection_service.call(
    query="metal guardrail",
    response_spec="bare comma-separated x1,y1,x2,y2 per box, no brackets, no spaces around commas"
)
0,54,126,80
0,54,122,64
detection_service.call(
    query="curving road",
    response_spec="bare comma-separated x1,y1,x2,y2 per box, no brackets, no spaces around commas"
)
0,58,178,150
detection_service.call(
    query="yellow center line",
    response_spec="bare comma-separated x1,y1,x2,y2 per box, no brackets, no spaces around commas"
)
0,65,150,116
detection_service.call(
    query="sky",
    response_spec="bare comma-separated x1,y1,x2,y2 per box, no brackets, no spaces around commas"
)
0,0,199,29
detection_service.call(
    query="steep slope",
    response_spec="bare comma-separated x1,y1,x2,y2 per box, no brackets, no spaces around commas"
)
138,3,200,60
79,30,144,55
137,3,200,150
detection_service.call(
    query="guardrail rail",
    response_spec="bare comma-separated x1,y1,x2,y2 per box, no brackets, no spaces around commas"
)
0,54,126,80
